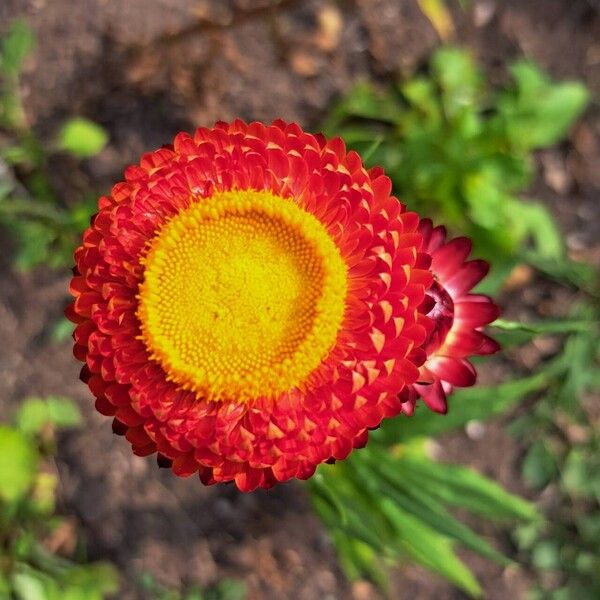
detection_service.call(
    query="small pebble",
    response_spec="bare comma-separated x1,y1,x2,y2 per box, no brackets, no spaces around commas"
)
466,420,486,441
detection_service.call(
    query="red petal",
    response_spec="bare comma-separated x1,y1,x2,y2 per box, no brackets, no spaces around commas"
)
427,356,477,387
125,425,152,448
427,225,447,253
455,295,501,326
95,395,117,416
478,333,501,355
445,260,489,297
132,442,156,457
64,303,84,324
445,329,500,357
414,379,448,414
172,453,199,477
111,419,128,435
431,237,472,281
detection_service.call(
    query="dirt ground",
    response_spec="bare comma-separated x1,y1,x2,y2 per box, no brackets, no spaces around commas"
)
0,1,599,598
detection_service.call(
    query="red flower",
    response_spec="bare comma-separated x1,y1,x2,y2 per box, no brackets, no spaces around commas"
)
399,220,501,416
67,120,433,491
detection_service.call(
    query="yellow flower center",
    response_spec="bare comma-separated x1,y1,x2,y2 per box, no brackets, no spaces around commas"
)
137,189,347,403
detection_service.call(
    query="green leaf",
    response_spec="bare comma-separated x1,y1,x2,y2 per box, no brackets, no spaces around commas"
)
532,540,561,571
51,317,74,342
15,398,50,435
522,251,598,290
325,126,384,146
500,61,589,149
380,498,482,597
431,47,480,119
401,77,440,122
0,426,38,502
331,530,363,582
47,397,81,429
562,449,589,497
575,552,596,575
513,521,542,551
577,514,600,545
184,588,205,600
398,457,539,521
472,258,516,296
463,168,507,230
67,196,97,231
9,219,56,271
514,201,564,259
324,82,400,128
309,470,348,527
206,579,246,600
360,135,385,163
522,440,557,489
0,178,14,199
57,118,108,158
0,21,34,75
311,446,537,596
61,563,119,600
12,573,48,600
491,329,535,349
312,475,387,553
367,456,510,564
345,538,389,591
15,396,81,435
30,471,57,515
11,568,57,600
331,528,390,591
12,531,36,560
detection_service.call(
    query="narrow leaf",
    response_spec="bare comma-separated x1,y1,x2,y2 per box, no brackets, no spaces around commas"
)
366,455,510,564
380,498,482,597
399,458,539,521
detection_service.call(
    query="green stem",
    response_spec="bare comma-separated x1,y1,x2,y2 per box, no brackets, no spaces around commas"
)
491,318,596,335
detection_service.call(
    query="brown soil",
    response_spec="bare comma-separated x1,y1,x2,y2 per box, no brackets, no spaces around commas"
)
0,1,598,599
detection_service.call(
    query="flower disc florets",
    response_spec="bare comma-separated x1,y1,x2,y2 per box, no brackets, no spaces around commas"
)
137,189,348,403
67,120,433,491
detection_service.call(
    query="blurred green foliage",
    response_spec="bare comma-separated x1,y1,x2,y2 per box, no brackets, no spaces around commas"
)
0,397,119,600
137,573,247,600
310,399,541,597
56,119,108,160
315,45,597,596
0,395,248,600
0,21,106,270
505,303,600,599
323,47,589,262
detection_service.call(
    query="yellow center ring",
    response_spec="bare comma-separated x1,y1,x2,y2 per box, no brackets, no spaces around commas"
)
137,189,348,403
